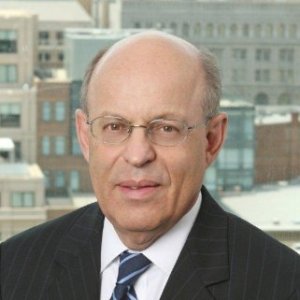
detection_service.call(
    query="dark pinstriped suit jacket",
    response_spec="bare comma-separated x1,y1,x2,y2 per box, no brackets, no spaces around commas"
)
1,186,300,300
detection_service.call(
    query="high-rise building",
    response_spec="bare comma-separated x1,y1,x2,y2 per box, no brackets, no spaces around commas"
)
205,100,255,195
255,107,300,183
1,1,93,71
0,10,37,163
120,0,300,105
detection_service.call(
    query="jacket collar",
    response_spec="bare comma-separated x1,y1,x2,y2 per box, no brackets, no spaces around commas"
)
48,203,104,299
160,186,229,299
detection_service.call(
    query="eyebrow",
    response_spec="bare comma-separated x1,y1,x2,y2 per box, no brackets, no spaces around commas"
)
90,111,188,122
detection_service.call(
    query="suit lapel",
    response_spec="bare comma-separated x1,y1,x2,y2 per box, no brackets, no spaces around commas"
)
160,186,229,300
47,203,104,300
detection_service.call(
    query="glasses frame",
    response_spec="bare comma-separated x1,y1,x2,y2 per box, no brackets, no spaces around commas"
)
86,114,214,147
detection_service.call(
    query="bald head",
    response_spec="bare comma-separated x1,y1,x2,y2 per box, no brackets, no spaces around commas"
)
80,31,221,118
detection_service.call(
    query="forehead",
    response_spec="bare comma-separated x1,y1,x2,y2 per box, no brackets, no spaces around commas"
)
87,35,206,119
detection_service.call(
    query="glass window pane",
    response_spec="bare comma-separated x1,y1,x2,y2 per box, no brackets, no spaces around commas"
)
42,137,50,155
43,102,51,121
55,102,65,121
55,136,65,155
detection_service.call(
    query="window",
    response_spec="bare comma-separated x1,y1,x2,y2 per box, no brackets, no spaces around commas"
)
0,103,21,127
279,49,294,63
217,24,226,37
70,170,80,191
56,31,64,45
39,31,49,45
39,52,51,62
230,24,238,37
14,141,22,161
170,22,177,34
233,49,247,60
255,69,270,82
58,52,64,62
194,23,201,36
134,22,141,28
279,69,294,83
11,192,35,207
243,148,254,169
55,102,65,121
255,92,269,105
42,136,50,155
0,64,17,83
278,24,286,38
72,134,81,155
55,136,65,155
0,30,17,53
242,24,249,37
266,24,274,38
206,23,214,38
55,171,65,188
182,23,190,37
42,102,51,121
218,148,240,170
256,49,271,61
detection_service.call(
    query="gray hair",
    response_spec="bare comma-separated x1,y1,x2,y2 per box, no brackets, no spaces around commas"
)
80,45,221,119
197,47,222,120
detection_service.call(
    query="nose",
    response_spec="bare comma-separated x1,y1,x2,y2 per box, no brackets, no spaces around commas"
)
122,126,156,167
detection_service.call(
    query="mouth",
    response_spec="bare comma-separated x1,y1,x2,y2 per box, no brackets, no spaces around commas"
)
117,180,161,199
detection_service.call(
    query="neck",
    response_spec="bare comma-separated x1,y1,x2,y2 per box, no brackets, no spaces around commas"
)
114,226,171,251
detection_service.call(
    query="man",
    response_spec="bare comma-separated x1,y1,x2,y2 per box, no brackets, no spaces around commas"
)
1,31,299,300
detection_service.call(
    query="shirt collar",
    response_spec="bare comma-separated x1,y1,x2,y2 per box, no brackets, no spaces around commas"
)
101,192,202,275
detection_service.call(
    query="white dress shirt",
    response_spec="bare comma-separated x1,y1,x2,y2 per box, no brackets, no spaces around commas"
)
100,192,202,300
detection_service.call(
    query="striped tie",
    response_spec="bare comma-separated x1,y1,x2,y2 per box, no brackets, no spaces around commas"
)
110,250,152,300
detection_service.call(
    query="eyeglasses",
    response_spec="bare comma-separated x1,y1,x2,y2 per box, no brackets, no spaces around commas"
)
86,116,210,147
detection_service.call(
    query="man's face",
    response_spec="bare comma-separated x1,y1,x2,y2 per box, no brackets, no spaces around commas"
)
76,36,226,247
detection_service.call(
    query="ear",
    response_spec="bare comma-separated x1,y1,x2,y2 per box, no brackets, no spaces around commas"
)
205,112,228,167
75,109,90,162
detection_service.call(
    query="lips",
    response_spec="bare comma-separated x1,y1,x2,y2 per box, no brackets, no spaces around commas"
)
117,180,161,199
118,180,160,189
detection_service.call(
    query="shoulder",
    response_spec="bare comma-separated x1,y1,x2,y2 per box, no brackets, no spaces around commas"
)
1,202,101,260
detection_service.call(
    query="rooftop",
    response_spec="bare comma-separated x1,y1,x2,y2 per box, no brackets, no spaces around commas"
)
0,163,44,179
0,1,92,23
221,182,300,231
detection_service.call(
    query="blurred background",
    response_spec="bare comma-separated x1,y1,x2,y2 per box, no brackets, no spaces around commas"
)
0,0,299,253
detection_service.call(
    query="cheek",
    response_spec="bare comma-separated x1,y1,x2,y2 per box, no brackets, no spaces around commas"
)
88,144,120,191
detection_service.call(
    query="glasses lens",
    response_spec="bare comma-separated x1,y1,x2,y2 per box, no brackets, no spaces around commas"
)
149,120,187,146
91,117,130,143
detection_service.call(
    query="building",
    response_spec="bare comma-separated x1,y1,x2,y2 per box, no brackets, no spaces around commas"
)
36,73,92,196
205,99,255,195
0,10,37,163
120,0,300,105
255,107,300,183
220,182,300,251
0,138,46,241
1,1,92,70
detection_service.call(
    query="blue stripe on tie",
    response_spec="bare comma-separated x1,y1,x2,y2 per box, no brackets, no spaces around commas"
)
119,253,139,266
118,264,150,284
127,292,137,300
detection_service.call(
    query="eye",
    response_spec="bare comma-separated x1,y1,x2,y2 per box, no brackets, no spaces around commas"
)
102,120,128,132
151,121,181,135
161,125,177,132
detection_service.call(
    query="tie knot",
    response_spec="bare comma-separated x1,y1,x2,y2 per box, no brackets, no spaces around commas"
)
116,251,152,286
